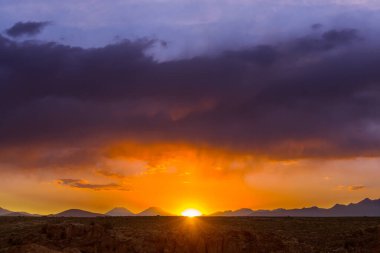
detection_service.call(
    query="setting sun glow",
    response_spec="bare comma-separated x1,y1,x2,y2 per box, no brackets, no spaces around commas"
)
181,209,202,217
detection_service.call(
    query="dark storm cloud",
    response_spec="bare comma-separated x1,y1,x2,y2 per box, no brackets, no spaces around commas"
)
311,23,323,31
1,26,380,162
322,29,359,44
292,29,359,53
224,45,278,66
57,179,128,191
5,21,51,37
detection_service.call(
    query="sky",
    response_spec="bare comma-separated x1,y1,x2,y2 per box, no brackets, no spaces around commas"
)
1,0,380,215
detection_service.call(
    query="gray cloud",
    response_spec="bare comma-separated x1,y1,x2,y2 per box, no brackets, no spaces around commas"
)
5,21,51,37
57,179,129,191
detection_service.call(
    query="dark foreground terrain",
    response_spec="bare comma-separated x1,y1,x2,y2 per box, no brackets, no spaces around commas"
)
1,217,379,253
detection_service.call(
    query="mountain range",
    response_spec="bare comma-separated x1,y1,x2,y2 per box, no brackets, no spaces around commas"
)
211,198,380,217
1,198,379,217
51,207,172,217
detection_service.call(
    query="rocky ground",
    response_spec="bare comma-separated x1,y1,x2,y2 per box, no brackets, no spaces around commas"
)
0,217,379,253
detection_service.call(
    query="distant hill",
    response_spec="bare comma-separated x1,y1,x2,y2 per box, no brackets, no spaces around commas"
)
0,207,40,217
137,207,172,216
106,207,135,216
54,209,106,217
211,208,254,216
0,207,11,216
210,198,380,217
3,211,40,217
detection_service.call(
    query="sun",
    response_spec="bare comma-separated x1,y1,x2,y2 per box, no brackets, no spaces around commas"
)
181,208,202,217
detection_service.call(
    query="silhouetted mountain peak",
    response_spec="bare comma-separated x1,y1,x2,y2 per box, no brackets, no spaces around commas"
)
106,207,134,216
3,211,40,217
0,207,11,215
55,209,105,217
358,198,372,204
233,208,254,216
332,204,345,209
137,207,171,216
0,207,39,216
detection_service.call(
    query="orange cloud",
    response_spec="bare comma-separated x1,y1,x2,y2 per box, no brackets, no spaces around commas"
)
348,185,366,191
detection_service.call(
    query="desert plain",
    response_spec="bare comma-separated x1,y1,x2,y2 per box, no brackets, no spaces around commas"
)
1,216,380,253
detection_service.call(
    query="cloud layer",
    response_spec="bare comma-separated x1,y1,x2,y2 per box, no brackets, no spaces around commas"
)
57,179,128,191
0,24,380,167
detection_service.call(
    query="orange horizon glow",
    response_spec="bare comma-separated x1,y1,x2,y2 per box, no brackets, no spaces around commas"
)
181,208,202,217
0,141,380,215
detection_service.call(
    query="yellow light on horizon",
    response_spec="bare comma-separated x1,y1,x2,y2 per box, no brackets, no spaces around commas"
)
181,208,202,217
